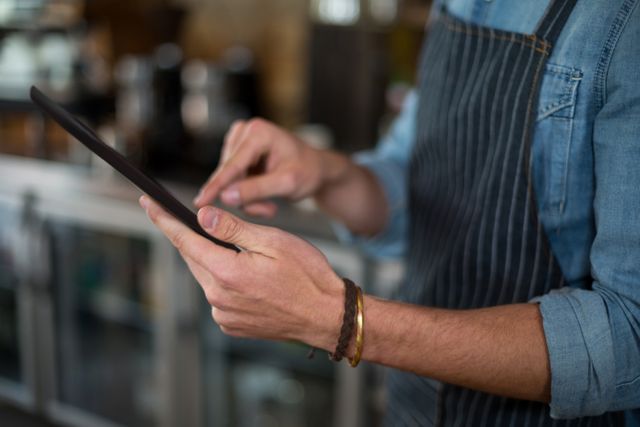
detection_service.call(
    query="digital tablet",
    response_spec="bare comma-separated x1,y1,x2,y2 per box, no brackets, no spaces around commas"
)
30,86,240,252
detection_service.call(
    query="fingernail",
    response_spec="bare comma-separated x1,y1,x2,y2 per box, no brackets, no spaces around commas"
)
201,207,219,230
193,192,202,205
221,185,240,206
139,196,149,209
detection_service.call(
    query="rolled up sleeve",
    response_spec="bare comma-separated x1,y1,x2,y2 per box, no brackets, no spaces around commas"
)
332,91,418,259
534,288,618,417
532,8,640,419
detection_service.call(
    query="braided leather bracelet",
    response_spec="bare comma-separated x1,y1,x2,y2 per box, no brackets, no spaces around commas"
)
329,278,358,362
307,278,358,361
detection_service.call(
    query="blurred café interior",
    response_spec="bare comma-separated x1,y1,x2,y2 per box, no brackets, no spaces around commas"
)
0,0,428,426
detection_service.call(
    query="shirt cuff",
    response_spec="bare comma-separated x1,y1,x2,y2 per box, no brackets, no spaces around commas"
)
531,287,615,418
331,152,408,259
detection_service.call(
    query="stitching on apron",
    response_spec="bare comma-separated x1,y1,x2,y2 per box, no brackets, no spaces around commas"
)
441,18,552,56
524,47,561,269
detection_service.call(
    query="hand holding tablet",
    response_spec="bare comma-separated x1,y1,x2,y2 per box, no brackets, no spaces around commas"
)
29,86,354,368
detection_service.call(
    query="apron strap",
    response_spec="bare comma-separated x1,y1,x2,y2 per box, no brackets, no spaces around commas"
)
534,0,578,43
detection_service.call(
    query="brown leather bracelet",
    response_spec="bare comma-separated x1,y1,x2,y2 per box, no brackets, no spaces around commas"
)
329,278,358,362
307,278,358,361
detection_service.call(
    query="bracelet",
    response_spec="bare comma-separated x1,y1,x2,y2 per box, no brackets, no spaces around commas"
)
307,278,364,363
329,278,358,362
349,286,364,367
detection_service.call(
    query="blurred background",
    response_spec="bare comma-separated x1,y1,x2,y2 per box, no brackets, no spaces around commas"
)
0,0,428,426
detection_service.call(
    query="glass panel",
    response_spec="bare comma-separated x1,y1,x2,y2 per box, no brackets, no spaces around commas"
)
0,203,21,383
50,221,157,426
227,359,334,427
200,290,336,427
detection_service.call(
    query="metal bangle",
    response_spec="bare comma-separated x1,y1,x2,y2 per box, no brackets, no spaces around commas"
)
349,286,364,368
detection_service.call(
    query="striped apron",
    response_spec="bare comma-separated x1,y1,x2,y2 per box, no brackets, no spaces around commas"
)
385,0,625,425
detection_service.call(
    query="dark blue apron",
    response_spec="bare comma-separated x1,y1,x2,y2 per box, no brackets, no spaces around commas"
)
385,0,624,425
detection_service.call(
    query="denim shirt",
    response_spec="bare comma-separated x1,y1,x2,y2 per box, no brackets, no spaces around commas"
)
335,0,640,422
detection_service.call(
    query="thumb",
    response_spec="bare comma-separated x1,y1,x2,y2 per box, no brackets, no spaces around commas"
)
197,206,273,252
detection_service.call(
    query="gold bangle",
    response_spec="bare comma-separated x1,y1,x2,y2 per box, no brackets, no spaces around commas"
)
349,286,364,367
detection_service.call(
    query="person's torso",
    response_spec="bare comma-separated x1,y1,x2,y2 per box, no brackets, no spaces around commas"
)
442,0,633,289
386,0,639,425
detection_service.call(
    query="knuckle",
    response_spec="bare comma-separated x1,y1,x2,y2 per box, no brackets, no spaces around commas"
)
246,118,270,136
219,325,242,337
262,227,285,249
226,121,246,143
212,310,243,337
213,266,236,286
169,232,186,251
218,314,233,329
281,171,298,193
221,143,232,159
223,162,243,179
230,119,246,130
146,207,159,223
220,216,243,241
211,307,221,323
247,117,264,129
205,289,230,310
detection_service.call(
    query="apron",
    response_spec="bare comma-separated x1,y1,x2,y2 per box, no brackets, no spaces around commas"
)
385,0,624,425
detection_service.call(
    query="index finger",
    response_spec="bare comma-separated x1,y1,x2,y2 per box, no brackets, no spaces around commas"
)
194,138,271,208
220,120,249,164
140,195,239,273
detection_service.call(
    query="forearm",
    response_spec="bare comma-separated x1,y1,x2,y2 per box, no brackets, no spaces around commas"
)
313,149,389,237
309,296,551,403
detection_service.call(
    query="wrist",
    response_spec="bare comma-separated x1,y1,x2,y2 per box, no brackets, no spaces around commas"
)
299,276,345,352
302,277,368,363
314,148,352,191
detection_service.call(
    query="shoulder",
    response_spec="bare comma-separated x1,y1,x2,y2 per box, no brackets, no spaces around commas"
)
594,0,640,108
608,1,640,76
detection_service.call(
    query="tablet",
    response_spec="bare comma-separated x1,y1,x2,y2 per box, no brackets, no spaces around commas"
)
30,86,239,252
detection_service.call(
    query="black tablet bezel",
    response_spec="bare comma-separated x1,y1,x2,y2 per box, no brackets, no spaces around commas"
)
30,86,239,252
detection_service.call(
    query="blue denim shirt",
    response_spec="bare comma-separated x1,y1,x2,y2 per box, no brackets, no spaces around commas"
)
335,0,640,422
